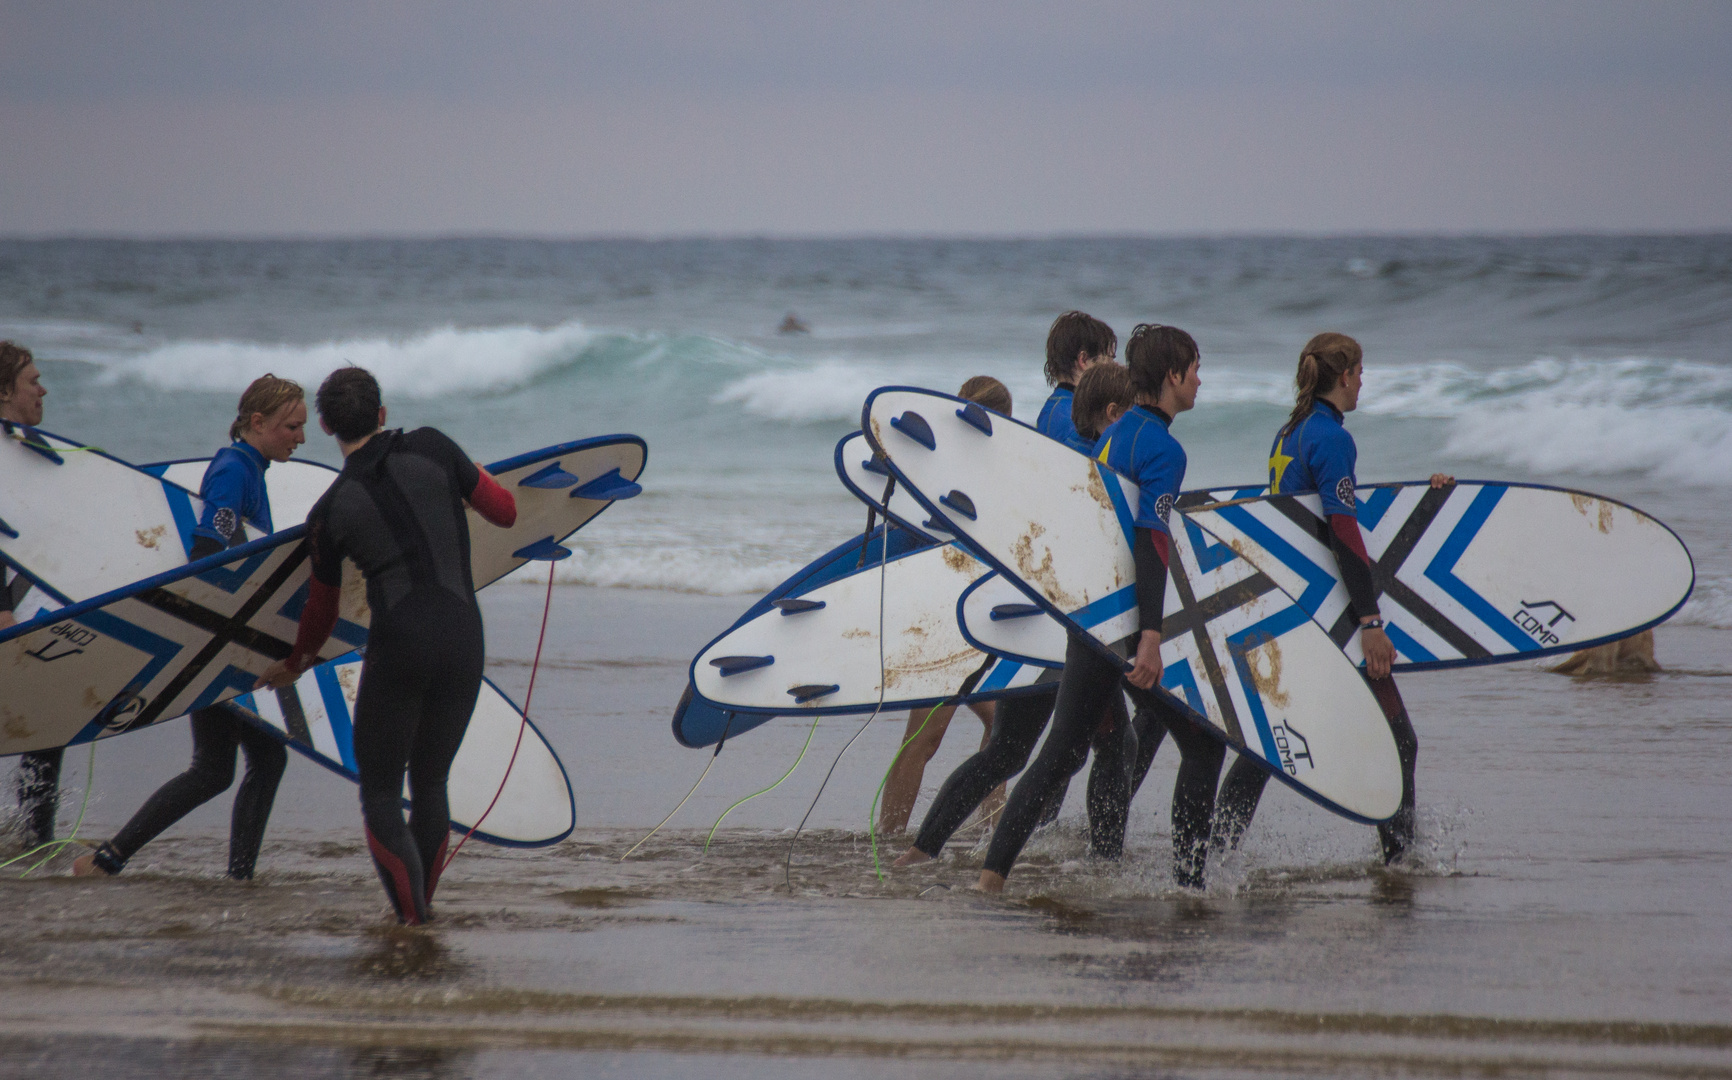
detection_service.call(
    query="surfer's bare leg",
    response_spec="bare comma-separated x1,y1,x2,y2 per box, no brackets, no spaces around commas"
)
975,869,1005,893
878,705,958,836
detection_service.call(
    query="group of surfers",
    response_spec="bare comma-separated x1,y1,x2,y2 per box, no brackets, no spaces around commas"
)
2,342,514,924
2,309,1446,916
873,312,1449,892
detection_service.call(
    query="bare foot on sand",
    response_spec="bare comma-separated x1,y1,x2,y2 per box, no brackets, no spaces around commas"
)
973,870,1005,894
892,848,931,868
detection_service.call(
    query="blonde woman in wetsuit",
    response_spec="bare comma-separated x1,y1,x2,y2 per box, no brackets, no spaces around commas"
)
74,376,308,880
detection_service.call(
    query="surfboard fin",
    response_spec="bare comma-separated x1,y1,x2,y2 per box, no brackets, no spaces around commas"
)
990,603,1042,620
861,455,892,477
921,518,953,535
955,401,993,435
710,655,774,677
571,468,643,501
512,536,574,561
0,514,17,539
890,411,935,451
787,684,839,704
518,462,581,489
940,490,977,520
771,598,825,615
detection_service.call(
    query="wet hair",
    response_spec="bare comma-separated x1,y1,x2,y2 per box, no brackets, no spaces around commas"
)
1124,324,1199,403
957,375,1013,415
1044,311,1117,387
1071,362,1135,442
230,374,305,441
1282,332,1363,437
0,341,36,403
316,366,383,442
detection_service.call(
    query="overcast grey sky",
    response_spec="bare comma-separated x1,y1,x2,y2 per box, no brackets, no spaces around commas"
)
3,1,1729,236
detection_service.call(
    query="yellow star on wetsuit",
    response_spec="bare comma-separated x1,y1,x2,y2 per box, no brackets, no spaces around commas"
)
1268,438,1294,492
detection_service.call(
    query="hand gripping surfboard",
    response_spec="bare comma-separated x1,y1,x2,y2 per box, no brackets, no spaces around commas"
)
861,386,1401,824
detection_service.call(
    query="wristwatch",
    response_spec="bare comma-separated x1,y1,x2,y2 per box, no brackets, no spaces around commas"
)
1361,617,1385,630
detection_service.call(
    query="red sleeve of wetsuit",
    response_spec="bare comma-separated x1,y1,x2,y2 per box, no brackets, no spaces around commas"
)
1327,513,1381,621
467,468,517,528
287,577,341,670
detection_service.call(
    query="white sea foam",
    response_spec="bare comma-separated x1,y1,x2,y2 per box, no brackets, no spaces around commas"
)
1675,576,1732,630
98,321,604,399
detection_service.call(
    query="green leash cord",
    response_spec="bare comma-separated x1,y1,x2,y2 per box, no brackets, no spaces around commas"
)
1,742,97,878
703,712,821,853
867,702,944,881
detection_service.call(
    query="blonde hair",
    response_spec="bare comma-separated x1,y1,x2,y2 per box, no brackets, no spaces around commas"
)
1283,332,1363,437
958,375,1013,415
1071,362,1135,442
230,374,305,441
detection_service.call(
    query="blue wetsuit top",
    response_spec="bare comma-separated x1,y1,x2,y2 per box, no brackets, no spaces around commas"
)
1037,386,1091,454
193,440,273,553
1268,399,1357,514
1096,404,1185,633
1098,405,1186,536
1268,400,1380,619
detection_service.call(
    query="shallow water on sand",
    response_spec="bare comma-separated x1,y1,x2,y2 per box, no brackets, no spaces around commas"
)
3,586,1731,1077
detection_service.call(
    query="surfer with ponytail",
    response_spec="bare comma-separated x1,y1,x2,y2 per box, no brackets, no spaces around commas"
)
1212,332,1451,864
75,374,307,880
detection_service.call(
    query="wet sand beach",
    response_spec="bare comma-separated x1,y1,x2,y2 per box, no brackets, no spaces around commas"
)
4,584,1730,1078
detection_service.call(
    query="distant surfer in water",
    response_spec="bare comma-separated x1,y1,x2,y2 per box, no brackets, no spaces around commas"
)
877,376,1016,837
977,324,1222,893
256,366,516,925
74,375,308,880
1,341,61,850
1210,333,1451,864
778,313,810,335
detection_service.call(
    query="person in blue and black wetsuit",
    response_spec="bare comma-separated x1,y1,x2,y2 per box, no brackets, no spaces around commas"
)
1036,311,1117,453
1211,332,1451,865
978,324,1223,892
257,366,517,925
74,375,308,880
1,341,62,850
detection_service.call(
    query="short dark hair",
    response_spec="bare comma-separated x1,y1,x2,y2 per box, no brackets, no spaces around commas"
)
1071,362,1135,442
1044,311,1116,387
957,375,1013,415
1124,324,1199,400
316,366,383,442
0,340,35,397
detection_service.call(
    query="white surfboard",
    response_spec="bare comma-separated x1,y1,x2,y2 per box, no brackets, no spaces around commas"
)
690,538,1056,716
147,457,574,846
1181,483,1694,669
862,387,1401,823
834,430,955,544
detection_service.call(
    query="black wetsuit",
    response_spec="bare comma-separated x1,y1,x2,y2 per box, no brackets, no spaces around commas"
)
981,637,1222,885
4,567,63,848
90,529,288,878
303,428,490,925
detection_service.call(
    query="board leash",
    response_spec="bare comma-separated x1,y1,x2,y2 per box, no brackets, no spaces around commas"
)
782,504,893,890
439,566,554,874
702,712,819,853
621,712,735,861
1,741,97,878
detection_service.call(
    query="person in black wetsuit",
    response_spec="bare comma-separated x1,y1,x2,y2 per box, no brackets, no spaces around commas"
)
978,325,1220,893
1211,333,1450,864
1,341,60,849
74,375,307,880
257,366,517,925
